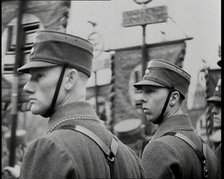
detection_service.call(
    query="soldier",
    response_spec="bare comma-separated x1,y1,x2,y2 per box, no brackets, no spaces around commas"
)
134,59,219,179
4,30,145,179
207,59,222,179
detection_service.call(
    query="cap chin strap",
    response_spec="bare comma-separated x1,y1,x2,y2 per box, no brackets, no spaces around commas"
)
154,86,174,124
42,63,68,118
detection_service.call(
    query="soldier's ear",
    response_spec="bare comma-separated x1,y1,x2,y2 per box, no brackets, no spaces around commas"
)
64,68,78,90
170,91,180,106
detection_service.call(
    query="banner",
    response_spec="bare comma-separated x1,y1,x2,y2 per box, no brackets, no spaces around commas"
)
2,0,71,110
112,38,190,125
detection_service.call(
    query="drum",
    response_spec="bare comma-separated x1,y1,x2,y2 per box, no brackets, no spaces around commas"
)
113,118,143,144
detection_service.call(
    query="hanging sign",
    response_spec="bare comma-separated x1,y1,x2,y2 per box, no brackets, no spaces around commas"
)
122,6,167,27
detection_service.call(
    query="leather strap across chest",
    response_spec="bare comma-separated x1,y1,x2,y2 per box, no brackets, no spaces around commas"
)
56,124,119,179
162,132,208,179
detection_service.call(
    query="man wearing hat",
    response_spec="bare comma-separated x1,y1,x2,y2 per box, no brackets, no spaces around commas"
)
207,59,222,179
134,59,219,179
7,30,145,179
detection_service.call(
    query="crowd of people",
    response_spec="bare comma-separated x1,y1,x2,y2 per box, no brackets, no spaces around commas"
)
2,30,221,179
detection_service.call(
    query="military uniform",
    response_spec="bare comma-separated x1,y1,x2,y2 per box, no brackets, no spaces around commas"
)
17,30,145,179
141,114,219,179
19,101,144,179
134,60,219,179
207,65,222,179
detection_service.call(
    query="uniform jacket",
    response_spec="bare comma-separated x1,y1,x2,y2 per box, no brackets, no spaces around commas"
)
19,101,145,179
141,114,219,179
215,144,221,179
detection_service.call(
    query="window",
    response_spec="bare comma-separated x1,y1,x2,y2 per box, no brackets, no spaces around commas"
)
6,21,40,55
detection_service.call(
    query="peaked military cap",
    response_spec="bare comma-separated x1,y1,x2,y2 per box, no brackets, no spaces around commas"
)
217,59,222,68
18,30,94,77
134,59,191,98
207,78,221,103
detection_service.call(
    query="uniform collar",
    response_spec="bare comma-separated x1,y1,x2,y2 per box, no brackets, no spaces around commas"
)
47,101,97,132
152,114,194,141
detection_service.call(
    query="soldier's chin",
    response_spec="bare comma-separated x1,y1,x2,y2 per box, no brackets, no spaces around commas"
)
30,106,44,115
146,116,155,122
146,116,160,125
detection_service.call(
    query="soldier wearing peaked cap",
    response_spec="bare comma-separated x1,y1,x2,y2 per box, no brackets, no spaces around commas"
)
207,61,222,179
134,59,219,179
4,30,145,179
207,79,221,104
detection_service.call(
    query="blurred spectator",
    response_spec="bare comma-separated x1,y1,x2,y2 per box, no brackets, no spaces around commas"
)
207,59,221,179
2,129,26,179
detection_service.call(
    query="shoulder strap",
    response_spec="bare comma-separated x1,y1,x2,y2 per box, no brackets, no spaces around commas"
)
163,132,208,179
57,124,118,179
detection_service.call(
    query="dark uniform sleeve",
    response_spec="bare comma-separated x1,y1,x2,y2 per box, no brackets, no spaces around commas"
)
128,147,146,178
141,140,183,179
19,137,79,179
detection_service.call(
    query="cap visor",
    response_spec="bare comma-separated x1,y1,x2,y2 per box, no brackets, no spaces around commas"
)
133,80,165,89
17,61,58,73
207,96,221,103
217,60,221,67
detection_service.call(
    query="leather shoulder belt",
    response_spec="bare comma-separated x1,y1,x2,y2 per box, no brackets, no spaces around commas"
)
57,124,119,179
163,132,208,179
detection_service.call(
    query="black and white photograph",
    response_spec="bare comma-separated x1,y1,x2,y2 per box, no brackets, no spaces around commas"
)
2,0,221,178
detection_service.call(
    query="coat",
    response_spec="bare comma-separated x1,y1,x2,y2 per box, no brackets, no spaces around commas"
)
215,144,221,179
141,114,219,179
19,101,145,179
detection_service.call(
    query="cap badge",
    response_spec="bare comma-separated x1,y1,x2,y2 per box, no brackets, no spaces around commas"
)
30,47,35,56
145,69,151,75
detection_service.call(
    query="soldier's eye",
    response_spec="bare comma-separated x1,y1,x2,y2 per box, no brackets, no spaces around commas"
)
143,88,155,94
31,73,44,81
